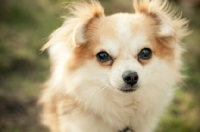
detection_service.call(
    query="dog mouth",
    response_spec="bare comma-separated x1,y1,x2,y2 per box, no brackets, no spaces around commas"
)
120,85,138,93
120,89,136,92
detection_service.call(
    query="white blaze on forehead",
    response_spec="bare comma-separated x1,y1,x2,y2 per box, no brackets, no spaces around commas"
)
116,17,132,42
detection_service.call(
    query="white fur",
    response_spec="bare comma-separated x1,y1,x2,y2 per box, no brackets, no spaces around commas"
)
116,15,132,42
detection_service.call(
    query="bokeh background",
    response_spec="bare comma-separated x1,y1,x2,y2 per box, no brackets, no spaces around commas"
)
0,0,200,132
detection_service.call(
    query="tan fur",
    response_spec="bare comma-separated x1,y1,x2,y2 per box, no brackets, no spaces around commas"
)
39,0,189,132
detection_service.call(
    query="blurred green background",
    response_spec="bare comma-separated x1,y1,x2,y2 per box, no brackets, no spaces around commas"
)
0,0,199,132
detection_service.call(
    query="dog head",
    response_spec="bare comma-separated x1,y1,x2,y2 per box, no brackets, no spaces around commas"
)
42,0,188,96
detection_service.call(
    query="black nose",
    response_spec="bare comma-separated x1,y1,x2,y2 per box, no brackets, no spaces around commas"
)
122,71,138,86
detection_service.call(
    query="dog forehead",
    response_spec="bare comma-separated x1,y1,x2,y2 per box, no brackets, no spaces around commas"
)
113,14,147,42
115,16,133,43
99,14,148,55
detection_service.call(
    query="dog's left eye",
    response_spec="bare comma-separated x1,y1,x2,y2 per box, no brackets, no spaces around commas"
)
96,51,112,63
138,48,152,60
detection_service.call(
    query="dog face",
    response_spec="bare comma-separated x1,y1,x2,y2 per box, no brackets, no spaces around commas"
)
81,14,158,93
43,0,188,96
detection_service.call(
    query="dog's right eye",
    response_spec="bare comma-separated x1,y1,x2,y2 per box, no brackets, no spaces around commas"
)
96,51,112,63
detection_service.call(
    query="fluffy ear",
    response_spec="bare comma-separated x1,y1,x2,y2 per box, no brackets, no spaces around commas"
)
133,0,188,39
69,1,105,46
41,0,104,51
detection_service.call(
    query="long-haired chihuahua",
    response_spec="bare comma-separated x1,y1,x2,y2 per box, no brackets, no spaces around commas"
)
39,0,188,132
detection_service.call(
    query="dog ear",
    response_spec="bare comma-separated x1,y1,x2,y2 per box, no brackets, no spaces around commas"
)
70,1,105,46
133,0,188,40
41,1,104,51
72,23,86,46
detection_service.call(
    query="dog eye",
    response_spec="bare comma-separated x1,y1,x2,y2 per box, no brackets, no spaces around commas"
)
138,48,152,60
96,51,112,62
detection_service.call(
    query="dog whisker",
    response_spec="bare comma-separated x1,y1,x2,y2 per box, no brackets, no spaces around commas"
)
88,84,106,97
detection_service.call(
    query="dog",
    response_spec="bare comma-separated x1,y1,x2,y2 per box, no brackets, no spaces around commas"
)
39,0,188,132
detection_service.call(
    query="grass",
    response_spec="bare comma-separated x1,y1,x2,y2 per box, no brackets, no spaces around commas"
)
0,0,199,132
